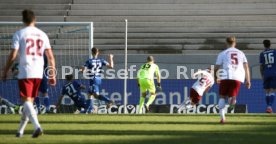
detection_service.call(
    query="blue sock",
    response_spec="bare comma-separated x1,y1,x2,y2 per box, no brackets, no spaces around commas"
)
98,95,110,103
43,96,50,111
86,99,94,113
34,97,41,110
269,93,275,106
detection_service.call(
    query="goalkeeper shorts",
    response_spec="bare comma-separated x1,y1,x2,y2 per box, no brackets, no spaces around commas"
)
139,79,156,94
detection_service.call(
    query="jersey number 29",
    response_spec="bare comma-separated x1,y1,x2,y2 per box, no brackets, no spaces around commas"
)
26,38,43,56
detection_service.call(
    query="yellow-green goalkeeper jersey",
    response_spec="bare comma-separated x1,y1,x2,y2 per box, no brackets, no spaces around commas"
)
137,63,160,80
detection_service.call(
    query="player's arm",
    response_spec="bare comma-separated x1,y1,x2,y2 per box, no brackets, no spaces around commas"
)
155,66,161,87
259,53,264,80
244,62,251,89
260,64,264,80
214,65,221,83
45,49,56,86
2,49,18,80
106,54,114,69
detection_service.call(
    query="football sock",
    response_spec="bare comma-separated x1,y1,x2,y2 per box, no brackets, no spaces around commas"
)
265,93,270,106
43,96,50,112
269,93,275,106
146,95,156,107
139,97,145,114
218,98,226,120
24,101,41,130
34,97,41,111
17,109,29,134
87,98,94,113
98,95,111,103
1,98,16,108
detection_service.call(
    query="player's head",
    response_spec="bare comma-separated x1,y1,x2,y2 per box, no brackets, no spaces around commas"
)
65,74,74,81
22,9,36,26
147,56,154,63
91,47,99,57
226,36,236,47
263,39,271,48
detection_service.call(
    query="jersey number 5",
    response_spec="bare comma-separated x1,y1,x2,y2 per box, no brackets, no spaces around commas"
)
231,53,238,65
26,38,43,56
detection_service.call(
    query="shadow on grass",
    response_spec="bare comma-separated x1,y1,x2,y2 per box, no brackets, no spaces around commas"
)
0,129,276,144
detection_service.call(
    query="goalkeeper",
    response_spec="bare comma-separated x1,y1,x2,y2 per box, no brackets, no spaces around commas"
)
137,56,161,114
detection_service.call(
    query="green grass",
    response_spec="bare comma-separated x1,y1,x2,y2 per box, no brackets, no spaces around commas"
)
0,114,276,144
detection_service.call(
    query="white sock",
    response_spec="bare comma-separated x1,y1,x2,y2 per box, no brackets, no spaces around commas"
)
17,109,29,134
24,101,41,130
218,98,226,120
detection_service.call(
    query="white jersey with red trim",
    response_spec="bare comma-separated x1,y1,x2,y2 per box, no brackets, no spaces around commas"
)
12,26,51,79
192,70,214,96
215,47,248,82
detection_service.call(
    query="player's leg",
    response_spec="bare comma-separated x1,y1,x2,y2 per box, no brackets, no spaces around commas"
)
93,77,113,106
138,79,147,114
266,77,276,113
40,77,50,113
179,88,201,112
34,95,41,114
18,79,43,138
145,80,156,111
218,80,229,123
16,107,29,137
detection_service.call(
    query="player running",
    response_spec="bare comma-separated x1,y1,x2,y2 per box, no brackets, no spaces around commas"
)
34,54,51,114
57,74,94,113
260,39,276,113
214,36,251,124
81,47,114,109
2,9,56,138
178,68,214,112
137,56,161,114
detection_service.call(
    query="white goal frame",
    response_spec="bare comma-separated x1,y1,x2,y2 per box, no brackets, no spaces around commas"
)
0,22,93,57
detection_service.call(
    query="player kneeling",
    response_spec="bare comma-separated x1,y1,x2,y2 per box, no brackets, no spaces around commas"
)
57,74,94,114
178,69,214,112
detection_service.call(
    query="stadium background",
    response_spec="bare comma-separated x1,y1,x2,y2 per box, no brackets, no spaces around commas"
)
1,0,276,113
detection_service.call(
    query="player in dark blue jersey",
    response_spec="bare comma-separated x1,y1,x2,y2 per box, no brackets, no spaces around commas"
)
57,74,93,113
260,39,276,113
81,47,114,108
34,54,51,114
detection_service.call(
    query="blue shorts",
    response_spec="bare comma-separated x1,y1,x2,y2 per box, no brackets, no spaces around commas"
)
39,76,48,93
263,76,276,89
89,77,102,95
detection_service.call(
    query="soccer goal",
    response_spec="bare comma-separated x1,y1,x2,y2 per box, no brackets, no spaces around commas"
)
0,22,93,112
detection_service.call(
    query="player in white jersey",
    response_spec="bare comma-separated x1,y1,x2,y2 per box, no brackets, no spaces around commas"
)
2,10,56,138
178,69,214,112
214,36,251,124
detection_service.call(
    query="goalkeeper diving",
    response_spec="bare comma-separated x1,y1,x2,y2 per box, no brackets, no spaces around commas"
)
137,56,161,114
178,68,214,112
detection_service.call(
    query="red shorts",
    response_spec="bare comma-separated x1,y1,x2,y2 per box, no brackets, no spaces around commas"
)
190,88,201,104
18,79,42,98
219,80,241,97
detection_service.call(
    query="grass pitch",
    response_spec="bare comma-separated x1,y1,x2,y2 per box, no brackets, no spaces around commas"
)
0,114,276,144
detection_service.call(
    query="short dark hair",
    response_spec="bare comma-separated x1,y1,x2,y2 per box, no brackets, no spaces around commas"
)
22,9,35,25
147,56,154,62
226,36,236,45
263,39,271,48
65,74,74,81
91,47,99,55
